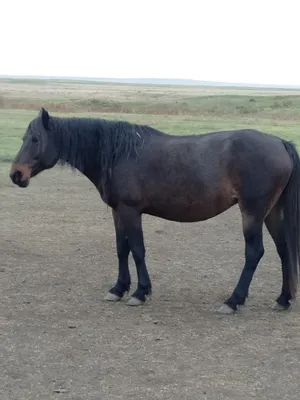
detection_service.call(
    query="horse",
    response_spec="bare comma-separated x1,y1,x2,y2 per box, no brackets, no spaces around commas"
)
9,107,300,314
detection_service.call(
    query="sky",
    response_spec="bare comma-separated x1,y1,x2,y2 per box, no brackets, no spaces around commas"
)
1,0,299,85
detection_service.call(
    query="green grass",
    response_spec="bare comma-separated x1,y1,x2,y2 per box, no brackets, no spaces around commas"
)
1,80,300,173
1,109,300,167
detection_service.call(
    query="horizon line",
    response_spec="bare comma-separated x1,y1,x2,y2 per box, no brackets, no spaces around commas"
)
1,74,300,89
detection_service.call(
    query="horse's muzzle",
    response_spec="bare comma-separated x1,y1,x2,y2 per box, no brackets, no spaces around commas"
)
10,170,30,188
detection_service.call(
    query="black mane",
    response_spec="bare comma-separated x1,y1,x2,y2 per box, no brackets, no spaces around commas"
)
49,116,164,197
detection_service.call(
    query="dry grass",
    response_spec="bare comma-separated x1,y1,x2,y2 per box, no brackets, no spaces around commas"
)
1,79,300,117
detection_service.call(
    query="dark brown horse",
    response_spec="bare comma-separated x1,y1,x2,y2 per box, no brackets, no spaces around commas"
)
10,108,300,314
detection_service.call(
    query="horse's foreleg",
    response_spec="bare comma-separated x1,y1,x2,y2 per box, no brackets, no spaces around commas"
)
118,205,152,306
105,209,131,302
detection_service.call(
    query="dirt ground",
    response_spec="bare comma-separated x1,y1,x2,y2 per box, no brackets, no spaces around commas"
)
1,167,300,400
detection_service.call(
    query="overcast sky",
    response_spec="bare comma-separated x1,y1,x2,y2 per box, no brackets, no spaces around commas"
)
1,0,299,85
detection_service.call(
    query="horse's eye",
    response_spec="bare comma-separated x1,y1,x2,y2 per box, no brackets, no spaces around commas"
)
32,137,38,144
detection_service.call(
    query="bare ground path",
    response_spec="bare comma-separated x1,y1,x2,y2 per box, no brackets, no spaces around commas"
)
1,168,300,400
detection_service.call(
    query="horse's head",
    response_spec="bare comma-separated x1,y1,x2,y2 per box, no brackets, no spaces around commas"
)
10,108,59,188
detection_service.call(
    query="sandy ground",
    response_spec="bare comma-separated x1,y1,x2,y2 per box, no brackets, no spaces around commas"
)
1,167,300,400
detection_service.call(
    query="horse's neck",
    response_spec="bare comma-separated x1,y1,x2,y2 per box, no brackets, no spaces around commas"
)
53,118,84,170
53,118,104,186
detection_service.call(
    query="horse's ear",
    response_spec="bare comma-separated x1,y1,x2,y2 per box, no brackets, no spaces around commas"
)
39,107,50,129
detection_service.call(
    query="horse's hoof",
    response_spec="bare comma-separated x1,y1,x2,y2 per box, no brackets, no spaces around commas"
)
272,302,290,311
104,292,121,302
217,303,235,315
127,296,145,306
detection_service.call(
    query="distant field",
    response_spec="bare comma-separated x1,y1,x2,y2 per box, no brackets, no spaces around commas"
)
1,78,300,167
2,78,300,115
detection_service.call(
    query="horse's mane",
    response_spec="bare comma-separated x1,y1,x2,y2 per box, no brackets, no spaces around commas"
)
48,116,165,198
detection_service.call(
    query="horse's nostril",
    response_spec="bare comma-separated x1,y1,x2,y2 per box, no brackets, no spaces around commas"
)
11,170,22,185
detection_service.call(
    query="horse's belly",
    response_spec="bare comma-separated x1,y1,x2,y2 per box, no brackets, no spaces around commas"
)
144,197,237,223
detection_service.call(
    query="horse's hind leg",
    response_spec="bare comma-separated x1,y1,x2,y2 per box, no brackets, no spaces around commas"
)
218,206,265,314
264,205,292,310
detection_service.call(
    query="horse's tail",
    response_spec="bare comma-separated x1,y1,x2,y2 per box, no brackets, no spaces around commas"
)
282,140,300,298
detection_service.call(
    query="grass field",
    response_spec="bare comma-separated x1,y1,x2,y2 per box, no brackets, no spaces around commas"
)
1,78,300,168
2,79,300,399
